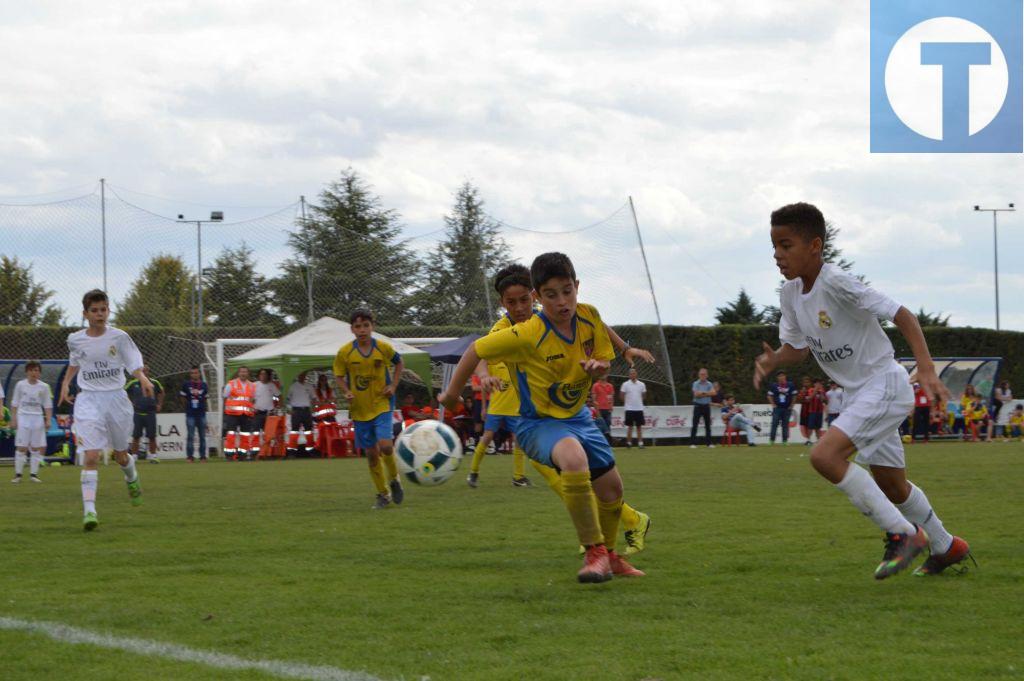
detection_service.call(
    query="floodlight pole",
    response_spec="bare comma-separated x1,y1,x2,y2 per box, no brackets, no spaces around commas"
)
974,204,1015,331
177,212,224,328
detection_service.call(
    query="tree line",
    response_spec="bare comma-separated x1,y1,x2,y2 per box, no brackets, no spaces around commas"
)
1,172,952,329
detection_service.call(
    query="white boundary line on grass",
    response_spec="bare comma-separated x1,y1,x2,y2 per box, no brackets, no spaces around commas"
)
0,616,385,681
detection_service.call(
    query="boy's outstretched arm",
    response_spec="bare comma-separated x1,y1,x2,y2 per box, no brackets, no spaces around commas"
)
893,306,950,403
753,342,809,389
438,345,482,410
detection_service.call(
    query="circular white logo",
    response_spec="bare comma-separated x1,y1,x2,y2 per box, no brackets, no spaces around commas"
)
884,17,1008,140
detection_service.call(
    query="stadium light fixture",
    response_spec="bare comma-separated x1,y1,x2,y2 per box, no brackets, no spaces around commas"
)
177,211,226,328
973,203,1016,331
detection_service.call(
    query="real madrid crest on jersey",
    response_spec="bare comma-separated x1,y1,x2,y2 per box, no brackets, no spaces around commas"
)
108,344,118,357
818,311,833,329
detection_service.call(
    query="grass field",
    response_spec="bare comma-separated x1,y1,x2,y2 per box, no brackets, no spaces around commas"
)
1,442,1022,681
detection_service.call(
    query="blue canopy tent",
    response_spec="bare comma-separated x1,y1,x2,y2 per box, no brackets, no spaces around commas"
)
426,334,482,365
426,334,481,419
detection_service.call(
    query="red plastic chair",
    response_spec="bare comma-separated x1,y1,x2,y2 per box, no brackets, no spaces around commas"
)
722,426,743,446
259,415,287,459
317,421,350,458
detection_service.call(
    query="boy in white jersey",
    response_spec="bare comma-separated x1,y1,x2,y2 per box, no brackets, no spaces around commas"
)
10,361,53,483
59,290,154,531
754,203,971,578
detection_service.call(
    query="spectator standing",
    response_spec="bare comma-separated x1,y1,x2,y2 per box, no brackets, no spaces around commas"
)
591,373,615,431
805,379,826,443
620,368,647,448
253,368,281,444
126,366,164,463
991,381,1012,441
912,382,931,442
689,368,715,449
179,365,208,462
286,372,315,457
825,381,844,426
796,376,814,444
221,365,256,460
767,371,798,445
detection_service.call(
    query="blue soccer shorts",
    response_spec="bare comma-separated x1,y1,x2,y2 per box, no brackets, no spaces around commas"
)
354,411,394,450
484,413,519,433
514,407,615,472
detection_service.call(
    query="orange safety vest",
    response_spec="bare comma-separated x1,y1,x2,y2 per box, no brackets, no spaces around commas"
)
224,379,256,416
313,387,337,421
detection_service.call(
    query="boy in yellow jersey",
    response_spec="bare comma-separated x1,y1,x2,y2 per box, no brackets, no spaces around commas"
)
474,263,655,555
333,308,405,510
441,253,644,583
1009,405,1024,440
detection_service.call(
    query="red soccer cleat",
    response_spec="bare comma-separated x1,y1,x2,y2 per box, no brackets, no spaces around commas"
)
914,536,974,576
578,545,612,584
608,550,646,577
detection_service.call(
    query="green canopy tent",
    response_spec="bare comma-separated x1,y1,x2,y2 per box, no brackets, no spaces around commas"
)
224,317,433,393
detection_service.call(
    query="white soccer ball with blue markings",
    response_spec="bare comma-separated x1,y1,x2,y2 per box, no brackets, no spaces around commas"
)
395,420,464,486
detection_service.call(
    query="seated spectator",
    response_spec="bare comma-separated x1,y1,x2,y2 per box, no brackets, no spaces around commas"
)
400,394,425,423
1010,405,1024,440
721,395,761,446
930,400,947,435
947,399,964,436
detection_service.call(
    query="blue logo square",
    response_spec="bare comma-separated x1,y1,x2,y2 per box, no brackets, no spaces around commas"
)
871,0,1023,153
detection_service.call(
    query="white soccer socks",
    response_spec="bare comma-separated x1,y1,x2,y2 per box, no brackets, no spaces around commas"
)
897,483,954,554
120,453,139,483
29,452,43,476
14,452,27,477
81,470,98,514
835,464,915,535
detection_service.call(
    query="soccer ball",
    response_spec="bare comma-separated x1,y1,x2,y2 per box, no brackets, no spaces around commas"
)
395,420,464,486
902,434,912,444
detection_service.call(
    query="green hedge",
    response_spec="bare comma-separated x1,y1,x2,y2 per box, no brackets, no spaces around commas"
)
613,325,1024,405
6,323,1018,407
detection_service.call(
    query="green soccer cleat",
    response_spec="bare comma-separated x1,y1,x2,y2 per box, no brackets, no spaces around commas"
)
623,512,652,556
874,524,929,580
127,479,143,507
83,512,99,531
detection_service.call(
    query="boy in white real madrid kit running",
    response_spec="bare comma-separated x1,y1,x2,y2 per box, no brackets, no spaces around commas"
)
59,290,154,531
10,361,53,483
754,203,971,579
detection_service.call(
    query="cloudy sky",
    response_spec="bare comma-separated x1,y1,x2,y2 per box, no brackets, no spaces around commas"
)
2,1,1022,329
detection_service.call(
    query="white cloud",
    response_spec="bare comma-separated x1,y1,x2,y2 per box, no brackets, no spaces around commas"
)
0,1,1021,330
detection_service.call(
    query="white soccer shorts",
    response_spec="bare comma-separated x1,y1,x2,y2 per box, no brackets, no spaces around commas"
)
73,390,133,452
14,415,47,449
831,369,913,469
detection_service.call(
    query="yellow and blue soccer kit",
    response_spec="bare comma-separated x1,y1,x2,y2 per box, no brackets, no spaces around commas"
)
473,303,615,472
333,338,400,449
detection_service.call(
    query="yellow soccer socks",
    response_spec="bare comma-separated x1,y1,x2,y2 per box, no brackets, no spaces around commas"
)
382,451,399,481
620,501,641,531
597,497,623,552
512,446,528,481
470,440,488,474
531,459,564,496
560,470,604,547
368,458,388,495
